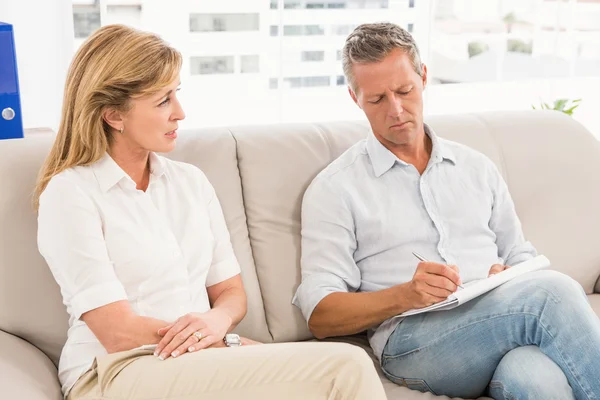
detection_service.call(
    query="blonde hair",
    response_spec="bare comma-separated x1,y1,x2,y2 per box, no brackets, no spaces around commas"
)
34,24,182,209
342,22,423,91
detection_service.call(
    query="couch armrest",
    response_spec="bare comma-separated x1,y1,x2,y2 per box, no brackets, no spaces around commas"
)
0,330,62,400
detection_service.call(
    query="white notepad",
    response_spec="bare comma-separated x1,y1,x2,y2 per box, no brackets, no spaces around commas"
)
397,255,551,318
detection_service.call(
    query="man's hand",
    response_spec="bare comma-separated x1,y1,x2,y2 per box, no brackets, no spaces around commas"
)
488,264,511,277
406,262,463,309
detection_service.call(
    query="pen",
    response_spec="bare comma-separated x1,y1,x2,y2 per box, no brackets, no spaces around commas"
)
412,251,464,289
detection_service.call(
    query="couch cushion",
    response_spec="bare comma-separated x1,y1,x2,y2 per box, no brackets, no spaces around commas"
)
446,111,600,294
163,128,270,342
234,111,600,343
0,136,68,365
0,129,270,367
232,122,370,341
588,294,600,317
0,330,61,400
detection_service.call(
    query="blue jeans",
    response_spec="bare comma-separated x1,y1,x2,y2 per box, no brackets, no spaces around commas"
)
381,270,600,399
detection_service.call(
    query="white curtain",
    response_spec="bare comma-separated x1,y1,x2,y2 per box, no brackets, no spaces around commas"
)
0,0,74,131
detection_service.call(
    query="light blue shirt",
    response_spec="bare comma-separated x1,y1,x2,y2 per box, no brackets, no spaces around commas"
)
292,124,536,360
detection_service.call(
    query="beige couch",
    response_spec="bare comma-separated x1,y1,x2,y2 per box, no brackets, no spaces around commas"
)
1,110,600,400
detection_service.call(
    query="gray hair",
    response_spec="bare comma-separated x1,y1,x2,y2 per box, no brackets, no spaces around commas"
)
342,22,423,91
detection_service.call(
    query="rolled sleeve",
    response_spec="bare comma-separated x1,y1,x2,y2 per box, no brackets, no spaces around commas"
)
487,161,537,266
38,177,128,320
293,176,361,323
70,281,128,320
199,172,241,287
292,272,350,324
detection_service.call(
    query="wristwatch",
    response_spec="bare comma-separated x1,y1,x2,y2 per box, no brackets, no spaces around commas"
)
223,333,242,347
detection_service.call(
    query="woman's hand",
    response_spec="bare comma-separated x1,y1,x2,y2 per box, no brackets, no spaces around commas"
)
154,309,232,360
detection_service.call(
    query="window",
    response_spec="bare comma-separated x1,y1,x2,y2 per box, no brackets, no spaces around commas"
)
332,0,388,8
283,25,325,36
189,14,259,32
270,25,279,36
269,78,279,89
73,4,100,38
104,5,142,27
283,76,330,88
409,0,415,8
241,55,260,73
273,0,387,8
333,25,356,36
284,1,302,9
305,25,326,35
336,50,343,61
283,25,302,36
407,23,414,33
428,0,596,84
337,75,346,85
190,56,234,75
301,51,325,62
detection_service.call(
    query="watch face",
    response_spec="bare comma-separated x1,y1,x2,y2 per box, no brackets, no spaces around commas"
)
225,333,242,346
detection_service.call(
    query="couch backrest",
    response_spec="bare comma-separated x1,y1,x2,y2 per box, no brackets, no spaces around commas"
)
1,111,600,360
231,111,600,342
163,129,271,343
0,136,68,365
232,121,370,341
0,129,270,366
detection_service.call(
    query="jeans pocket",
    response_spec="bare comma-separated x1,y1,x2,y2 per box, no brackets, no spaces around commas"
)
382,368,437,394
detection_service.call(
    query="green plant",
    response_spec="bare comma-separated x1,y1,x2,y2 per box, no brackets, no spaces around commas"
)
532,98,582,116
503,12,517,33
468,41,489,58
507,39,532,54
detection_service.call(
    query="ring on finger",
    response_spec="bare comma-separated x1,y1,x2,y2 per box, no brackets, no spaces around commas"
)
192,331,203,342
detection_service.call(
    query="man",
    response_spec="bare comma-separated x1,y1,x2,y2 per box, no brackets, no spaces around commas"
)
293,22,600,399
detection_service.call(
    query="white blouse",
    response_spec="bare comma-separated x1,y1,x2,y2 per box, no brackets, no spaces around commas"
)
37,152,241,395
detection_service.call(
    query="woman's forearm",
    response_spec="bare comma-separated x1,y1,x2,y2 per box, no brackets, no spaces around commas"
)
82,300,169,353
209,286,247,332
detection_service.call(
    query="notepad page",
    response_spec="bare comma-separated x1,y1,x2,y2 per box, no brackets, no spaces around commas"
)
396,255,551,318
454,255,551,304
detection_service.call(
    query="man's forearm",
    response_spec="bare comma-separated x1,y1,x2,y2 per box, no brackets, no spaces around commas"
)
308,283,413,339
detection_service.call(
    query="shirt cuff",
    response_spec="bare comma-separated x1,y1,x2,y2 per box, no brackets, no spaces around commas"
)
292,273,349,324
70,281,128,320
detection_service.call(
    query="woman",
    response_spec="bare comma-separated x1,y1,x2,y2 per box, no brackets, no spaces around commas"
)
35,24,385,400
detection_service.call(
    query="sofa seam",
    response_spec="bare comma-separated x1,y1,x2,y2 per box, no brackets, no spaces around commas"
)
471,113,511,188
227,128,275,342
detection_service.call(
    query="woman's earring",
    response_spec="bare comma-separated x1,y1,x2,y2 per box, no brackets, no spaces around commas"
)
119,127,124,134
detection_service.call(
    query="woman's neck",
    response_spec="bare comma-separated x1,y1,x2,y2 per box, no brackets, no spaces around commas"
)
108,145,151,191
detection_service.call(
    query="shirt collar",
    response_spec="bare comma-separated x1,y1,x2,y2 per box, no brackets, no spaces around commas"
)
367,123,456,178
92,152,166,193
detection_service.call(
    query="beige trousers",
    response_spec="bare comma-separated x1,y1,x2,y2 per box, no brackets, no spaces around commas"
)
67,342,387,400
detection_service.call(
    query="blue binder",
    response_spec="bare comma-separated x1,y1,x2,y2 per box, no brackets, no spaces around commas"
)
0,22,24,140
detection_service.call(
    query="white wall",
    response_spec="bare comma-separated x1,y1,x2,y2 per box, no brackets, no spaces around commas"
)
0,0,74,131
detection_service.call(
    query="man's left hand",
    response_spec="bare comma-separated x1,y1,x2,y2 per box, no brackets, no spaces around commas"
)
488,264,511,277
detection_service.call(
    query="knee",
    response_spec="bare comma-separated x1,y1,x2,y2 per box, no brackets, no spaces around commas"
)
325,343,377,374
490,346,574,400
339,343,376,369
532,270,585,302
